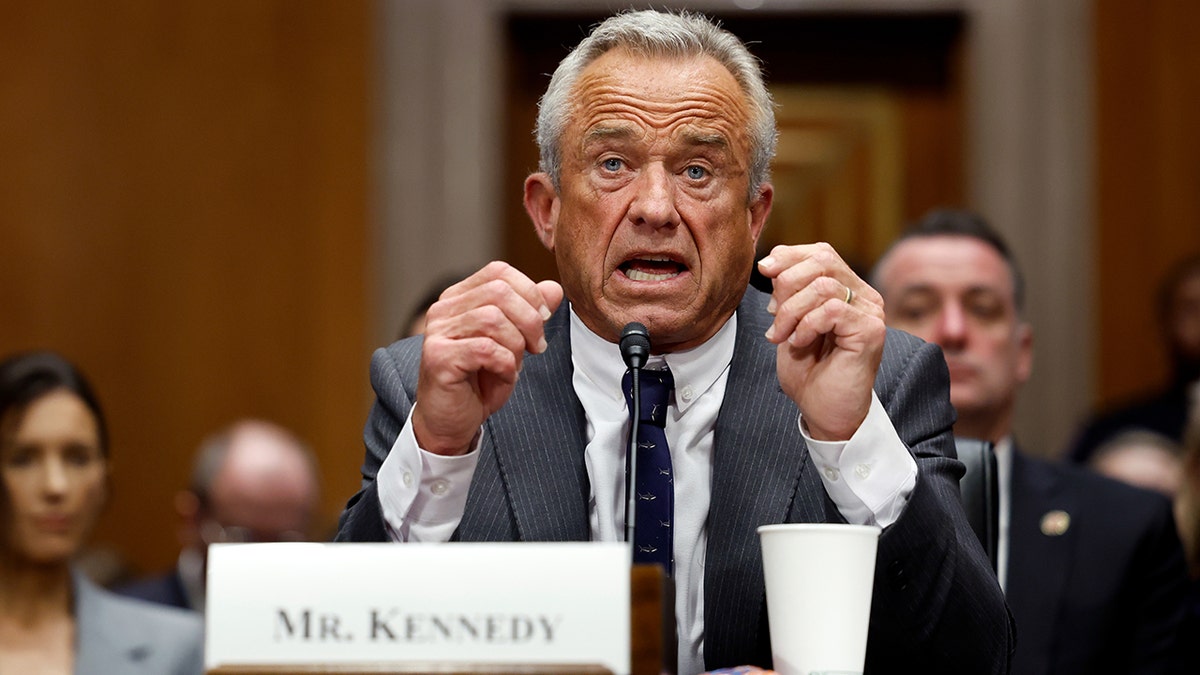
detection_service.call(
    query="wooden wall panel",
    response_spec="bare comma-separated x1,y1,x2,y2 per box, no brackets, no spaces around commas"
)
0,2,370,575
1094,0,1200,405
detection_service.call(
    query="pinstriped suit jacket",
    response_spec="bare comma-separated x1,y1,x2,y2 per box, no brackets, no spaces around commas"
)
337,288,1013,674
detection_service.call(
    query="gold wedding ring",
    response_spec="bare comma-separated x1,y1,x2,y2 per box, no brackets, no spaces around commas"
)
844,285,855,305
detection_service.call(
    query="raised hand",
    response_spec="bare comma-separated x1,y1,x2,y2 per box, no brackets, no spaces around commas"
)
412,261,564,456
757,243,886,441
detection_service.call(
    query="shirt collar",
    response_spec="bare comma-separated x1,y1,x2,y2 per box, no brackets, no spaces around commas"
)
994,435,1014,490
994,436,1014,467
569,307,737,414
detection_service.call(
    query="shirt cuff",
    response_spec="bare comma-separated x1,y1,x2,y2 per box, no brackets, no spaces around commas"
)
799,392,917,527
376,405,481,542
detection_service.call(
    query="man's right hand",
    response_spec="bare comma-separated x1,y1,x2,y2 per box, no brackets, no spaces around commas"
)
412,261,564,456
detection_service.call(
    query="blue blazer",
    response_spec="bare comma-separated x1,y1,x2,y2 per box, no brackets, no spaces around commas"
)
337,288,1013,674
115,567,192,611
1006,450,1188,675
74,569,204,675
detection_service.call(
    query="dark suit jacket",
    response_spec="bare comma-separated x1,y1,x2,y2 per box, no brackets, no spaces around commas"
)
1066,380,1194,464
115,567,192,611
1006,450,1188,675
337,288,1013,674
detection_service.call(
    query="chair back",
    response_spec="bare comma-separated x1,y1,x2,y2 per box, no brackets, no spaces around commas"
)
954,437,999,573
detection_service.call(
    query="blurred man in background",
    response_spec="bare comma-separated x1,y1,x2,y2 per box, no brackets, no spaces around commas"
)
873,209,1189,675
118,419,320,612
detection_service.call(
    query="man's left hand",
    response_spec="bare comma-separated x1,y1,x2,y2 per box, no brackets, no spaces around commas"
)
757,243,886,441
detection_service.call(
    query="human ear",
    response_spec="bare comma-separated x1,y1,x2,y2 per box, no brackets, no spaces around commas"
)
524,173,561,251
1016,322,1034,384
748,182,774,243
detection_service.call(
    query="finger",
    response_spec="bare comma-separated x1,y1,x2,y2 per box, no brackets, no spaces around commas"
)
433,303,536,364
421,333,522,388
758,243,882,311
535,279,565,316
489,261,556,321
766,275,883,329
757,243,849,281
429,274,553,355
766,276,884,345
445,261,554,320
765,275,846,344
778,296,884,352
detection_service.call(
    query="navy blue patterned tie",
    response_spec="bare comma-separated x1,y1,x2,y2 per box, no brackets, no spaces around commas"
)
623,367,674,575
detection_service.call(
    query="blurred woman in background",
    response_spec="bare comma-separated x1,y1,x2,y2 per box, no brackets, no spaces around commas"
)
0,351,202,674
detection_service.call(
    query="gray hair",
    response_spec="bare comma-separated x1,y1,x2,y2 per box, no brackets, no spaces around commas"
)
535,9,777,199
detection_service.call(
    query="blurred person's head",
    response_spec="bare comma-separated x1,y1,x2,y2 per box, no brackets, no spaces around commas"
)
1158,254,1200,382
401,272,470,339
872,209,1032,442
0,352,108,568
176,420,320,563
1089,430,1182,497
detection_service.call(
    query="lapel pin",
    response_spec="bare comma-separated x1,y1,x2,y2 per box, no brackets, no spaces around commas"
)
1040,510,1071,536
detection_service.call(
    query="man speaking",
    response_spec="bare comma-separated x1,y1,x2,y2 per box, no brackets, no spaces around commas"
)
337,9,1011,674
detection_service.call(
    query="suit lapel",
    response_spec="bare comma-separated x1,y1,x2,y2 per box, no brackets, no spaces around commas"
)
460,304,591,541
1006,449,1076,675
704,290,814,667
74,570,154,672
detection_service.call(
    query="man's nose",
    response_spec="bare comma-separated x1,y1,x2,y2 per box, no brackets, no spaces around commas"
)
628,163,679,229
934,303,968,350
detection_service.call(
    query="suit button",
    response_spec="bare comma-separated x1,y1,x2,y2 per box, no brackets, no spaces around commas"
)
889,560,908,591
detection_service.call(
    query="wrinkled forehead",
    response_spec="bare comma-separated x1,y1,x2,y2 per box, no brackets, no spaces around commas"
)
573,50,748,116
566,50,753,152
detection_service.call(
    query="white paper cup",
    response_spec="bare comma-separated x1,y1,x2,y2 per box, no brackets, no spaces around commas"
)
757,523,881,675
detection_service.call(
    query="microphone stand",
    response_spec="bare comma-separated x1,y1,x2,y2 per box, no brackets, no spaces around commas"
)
619,321,651,563
619,322,677,673
625,365,641,550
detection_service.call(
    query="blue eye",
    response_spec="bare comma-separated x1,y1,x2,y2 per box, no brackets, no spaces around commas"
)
685,165,707,180
602,158,623,172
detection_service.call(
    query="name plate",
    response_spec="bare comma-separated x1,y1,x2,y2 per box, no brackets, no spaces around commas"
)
205,542,630,673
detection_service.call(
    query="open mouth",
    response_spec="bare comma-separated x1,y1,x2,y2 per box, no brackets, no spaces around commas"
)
619,256,686,282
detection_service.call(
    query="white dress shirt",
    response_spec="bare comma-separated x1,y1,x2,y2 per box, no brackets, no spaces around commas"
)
375,308,918,675
993,436,1015,592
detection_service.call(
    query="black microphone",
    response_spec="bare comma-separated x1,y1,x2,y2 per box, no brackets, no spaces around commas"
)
619,322,651,370
619,322,651,549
